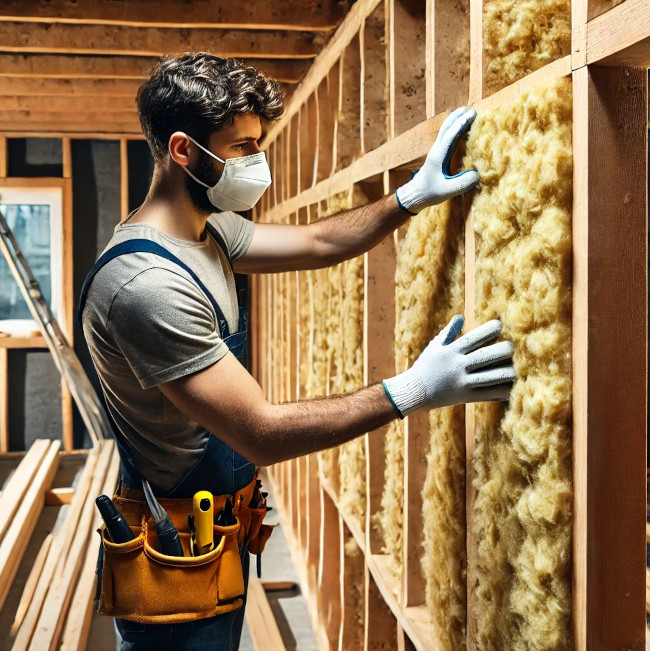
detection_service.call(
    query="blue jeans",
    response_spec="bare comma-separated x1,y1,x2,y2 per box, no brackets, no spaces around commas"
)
115,551,250,650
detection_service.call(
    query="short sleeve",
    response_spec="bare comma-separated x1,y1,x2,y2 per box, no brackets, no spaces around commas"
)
107,267,229,389
208,212,255,262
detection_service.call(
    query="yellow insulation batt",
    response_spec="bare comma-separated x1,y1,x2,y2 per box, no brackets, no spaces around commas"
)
465,78,573,650
337,254,367,520
483,0,570,93
419,200,466,651
379,201,465,577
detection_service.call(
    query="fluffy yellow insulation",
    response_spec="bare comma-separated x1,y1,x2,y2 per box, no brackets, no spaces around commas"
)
465,78,573,650
379,201,465,586
483,0,570,93
313,191,366,506
419,201,467,651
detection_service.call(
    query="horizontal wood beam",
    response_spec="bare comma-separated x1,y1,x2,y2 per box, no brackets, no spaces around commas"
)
1,95,136,113
0,54,310,83
586,0,650,66
0,110,140,128
0,76,142,97
0,121,142,135
0,130,144,140
0,21,322,59
0,0,348,31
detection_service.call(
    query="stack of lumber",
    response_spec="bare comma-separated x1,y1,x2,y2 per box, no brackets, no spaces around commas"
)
0,438,120,650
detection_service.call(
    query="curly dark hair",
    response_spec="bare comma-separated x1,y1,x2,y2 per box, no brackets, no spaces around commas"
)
137,53,284,162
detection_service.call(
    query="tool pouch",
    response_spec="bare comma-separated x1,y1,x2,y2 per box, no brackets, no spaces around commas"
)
97,515,244,624
95,476,274,624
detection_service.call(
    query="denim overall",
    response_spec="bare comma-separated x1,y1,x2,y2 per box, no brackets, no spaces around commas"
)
79,225,256,650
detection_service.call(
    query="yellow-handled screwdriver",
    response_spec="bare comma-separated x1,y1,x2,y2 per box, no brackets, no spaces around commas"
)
192,491,214,555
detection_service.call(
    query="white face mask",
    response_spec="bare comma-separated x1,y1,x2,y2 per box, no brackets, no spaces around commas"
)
182,134,272,212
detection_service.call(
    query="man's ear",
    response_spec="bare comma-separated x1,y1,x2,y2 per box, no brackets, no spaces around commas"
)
168,132,192,166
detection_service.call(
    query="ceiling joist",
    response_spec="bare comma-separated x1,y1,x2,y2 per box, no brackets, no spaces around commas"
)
0,77,143,97
0,22,324,59
0,54,310,83
0,0,350,31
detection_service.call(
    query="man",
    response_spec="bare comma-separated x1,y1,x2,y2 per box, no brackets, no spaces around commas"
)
81,53,515,650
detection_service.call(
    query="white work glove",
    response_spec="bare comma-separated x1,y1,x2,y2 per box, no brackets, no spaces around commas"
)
383,316,515,417
395,107,480,214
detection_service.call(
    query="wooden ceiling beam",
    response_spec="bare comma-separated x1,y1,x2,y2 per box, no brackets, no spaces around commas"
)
0,77,294,100
0,110,141,127
0,54,309,83
0,77,143,97
0,0,349,31
0,22,323,59
0,95,137,113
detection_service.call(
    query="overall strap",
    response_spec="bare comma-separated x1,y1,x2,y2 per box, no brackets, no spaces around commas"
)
77,238,230,338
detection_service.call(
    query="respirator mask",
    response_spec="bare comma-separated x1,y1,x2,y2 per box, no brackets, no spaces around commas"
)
182,134,272,212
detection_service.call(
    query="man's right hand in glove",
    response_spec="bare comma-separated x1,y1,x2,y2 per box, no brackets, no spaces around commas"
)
383,316,516,417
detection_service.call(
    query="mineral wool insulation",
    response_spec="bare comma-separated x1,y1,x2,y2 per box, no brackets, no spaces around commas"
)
310,191,366,521
378,194,466,636
483,0,570,93
466,78,573,650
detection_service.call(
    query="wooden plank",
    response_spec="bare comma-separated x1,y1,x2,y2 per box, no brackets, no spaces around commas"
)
0,76,143,97
468,0,483,104
586,0,650,66
61,174,74,451
0,110,141,129
12,447,98,650
572,65,647,651
245,574,287,651
401,410,428,607
0,131,144,140
0,439,52,539
318,485,342,647
364,563,399,650
432,0,471,114
0,336,47,349
30,441,115,651
44,487,75,506
0,133,6,177
0,95,136,113
0,120,143,135
263,0,383,146
10,534,53,636
336,37,362,171
315,63,339,183
0,347,7,452
572,0,589,69
0,0,346,31
0,440,60,611
120,138,129,219
362,3,389,153
59,443,121,651
61,136,71,178
0,21,319,59
0,54,309,83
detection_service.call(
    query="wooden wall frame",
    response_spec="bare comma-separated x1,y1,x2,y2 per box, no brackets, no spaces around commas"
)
256,1,649,648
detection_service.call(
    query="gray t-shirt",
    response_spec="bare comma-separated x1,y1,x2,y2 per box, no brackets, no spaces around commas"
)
82,211,255,491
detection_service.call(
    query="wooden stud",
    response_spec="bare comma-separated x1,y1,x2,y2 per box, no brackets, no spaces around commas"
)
120,137,129,219
571,64,647,650
468,0,483,105
0,134,7,177
336,39,362,171
0,348,8,452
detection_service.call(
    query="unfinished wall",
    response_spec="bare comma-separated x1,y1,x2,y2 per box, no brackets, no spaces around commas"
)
466,78,573,649
483,0,571,95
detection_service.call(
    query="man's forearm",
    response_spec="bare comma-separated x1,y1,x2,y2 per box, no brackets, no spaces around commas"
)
311,194,410,265
238,383,397,465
